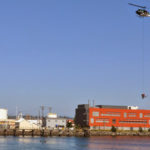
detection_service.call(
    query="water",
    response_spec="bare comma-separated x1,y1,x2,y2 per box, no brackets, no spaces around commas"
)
0,136,150,150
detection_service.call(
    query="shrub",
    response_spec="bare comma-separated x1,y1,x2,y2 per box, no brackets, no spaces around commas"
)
139,127,143,132
66,122,72,128
111,125,117,132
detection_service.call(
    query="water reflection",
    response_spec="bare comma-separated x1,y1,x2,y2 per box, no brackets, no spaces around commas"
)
87,136,150,150
0,136,150,150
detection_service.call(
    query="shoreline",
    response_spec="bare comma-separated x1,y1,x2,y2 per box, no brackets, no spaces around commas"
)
1,129,150,137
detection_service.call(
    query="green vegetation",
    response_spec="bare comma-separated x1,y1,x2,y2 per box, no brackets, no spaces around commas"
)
139,127,143,132
66,122,73,128
111,125,117,132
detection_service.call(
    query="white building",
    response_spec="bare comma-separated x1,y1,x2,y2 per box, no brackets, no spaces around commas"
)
15,118,40,130
46,118,67,129
0,109,8,120
28,120,42,127
46,113,67,129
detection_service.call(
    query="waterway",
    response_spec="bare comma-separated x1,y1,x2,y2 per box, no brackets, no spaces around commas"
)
0,136,150,150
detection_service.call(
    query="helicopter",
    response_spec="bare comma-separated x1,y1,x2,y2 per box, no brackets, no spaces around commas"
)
141,93,147,99
128,3,150,17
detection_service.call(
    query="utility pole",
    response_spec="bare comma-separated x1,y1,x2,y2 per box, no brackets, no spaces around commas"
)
40,106,44,118
40,106,53,128
40,106,45,127
48,107,52,113
93,100,95,107
16,106,18,119
38,109,41,128
88,99,90,107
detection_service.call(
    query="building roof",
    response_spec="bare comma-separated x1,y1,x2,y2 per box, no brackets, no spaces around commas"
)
16,118,25,123
47,117,67,120
96,105,128,109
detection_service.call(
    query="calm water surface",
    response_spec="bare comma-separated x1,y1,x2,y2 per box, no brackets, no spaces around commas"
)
0,136,150,150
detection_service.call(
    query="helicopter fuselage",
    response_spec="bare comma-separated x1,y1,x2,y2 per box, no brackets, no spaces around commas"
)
136,9,150,17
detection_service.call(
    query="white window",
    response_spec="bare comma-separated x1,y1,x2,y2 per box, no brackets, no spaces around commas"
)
92,112,99,117
124,113,127,118
101,112,120,117
144,114,150,117
139,113,143,118
96,119,109,123
101,113,120,117
91,118,94,123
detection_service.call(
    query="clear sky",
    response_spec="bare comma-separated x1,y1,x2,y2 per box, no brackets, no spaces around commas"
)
0,0,150,117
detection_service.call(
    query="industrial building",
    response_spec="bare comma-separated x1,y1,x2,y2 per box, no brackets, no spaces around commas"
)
0,108,16,129
0,119,16,129
75,104,150,130
0,109,8,120
75,104,89,127
46,113,67,129
15,118,41,130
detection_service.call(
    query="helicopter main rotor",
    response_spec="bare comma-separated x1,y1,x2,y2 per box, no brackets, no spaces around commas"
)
128,3,147,9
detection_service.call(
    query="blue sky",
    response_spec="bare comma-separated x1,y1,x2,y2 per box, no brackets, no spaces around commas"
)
0,0,150,117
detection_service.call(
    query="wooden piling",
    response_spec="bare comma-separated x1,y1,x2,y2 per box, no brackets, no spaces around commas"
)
3,129,7,136
31,130,34,137
22,129,25,137
13,129,16,136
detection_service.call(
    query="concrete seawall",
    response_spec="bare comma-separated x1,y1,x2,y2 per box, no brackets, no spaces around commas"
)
1,129,150,137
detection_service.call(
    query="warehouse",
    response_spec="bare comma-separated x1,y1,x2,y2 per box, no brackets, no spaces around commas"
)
0,109,8,120
75,104,150,131
15,118,40,130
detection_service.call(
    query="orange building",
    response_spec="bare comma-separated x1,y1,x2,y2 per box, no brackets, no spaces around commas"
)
89,105,150,130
